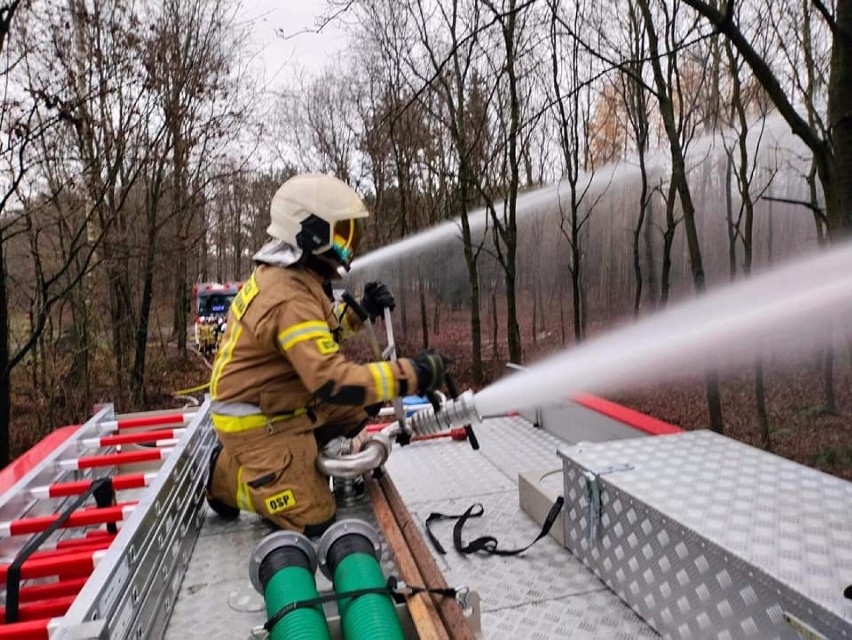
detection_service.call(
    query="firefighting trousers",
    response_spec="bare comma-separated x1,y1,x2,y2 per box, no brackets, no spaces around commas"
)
207,404,367,531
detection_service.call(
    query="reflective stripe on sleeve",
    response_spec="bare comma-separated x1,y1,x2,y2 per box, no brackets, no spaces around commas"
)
367,362,395,401
277,321,332,351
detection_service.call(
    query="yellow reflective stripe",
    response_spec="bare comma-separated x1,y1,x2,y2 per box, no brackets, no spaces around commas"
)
210,322,243,398
211,410,307,434
277,321,332,351
367,362,395,401
235,466,256,513
381,362,396,399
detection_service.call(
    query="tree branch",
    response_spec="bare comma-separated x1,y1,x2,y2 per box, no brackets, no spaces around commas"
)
811,0,839,36
682,0,828,160
761,195,827,224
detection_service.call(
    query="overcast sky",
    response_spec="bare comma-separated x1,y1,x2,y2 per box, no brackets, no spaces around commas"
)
237,0,349,90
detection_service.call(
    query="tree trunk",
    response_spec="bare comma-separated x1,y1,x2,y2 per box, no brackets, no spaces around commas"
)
825,0,852,236
131,183,161,403
644,197,657,308
725,152,737,279
173,238,188,357
491,288,498,361
0,238,9,466
418,268,428,349
755,358,770,449
632,163,648,315
531,277,538,346
558,273,566,346
460,211,483,385
432,300,441,335
639,0,724,433
660,180,677,307
505,257,522,363
823,346,837,414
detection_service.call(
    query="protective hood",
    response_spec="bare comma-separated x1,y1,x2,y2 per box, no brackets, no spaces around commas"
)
252,239,303,268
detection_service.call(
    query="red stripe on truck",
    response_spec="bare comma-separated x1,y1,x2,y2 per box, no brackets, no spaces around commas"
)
573,394,683,436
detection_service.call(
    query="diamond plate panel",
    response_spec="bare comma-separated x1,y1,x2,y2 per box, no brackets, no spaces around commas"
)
475,416,565,481
406,491,614,612
385,434,515,504
166,499,397,638
560,431,852,639
482,590,658,640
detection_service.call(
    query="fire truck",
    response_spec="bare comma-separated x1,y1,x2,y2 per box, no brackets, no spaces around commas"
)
191,282,242,349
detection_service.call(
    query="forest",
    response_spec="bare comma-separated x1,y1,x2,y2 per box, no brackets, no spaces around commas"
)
0,0,849,478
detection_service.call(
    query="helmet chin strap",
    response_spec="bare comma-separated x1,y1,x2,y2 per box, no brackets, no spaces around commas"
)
302,252,343,281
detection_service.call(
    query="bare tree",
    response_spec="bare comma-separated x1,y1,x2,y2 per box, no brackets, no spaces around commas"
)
637,0,725,433
481,0,528,364
150,0,246,357
682,0,851,239
618,2,655,314
547,0,598,342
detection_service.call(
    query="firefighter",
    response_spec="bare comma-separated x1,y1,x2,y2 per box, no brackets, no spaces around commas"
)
205,173,448,535
198,318,213,358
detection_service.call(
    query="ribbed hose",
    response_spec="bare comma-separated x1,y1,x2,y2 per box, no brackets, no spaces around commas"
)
329,535,404,640
264,563,329,640
251,537,330,640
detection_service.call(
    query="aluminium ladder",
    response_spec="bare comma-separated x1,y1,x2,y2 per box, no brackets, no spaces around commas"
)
0,400,215,640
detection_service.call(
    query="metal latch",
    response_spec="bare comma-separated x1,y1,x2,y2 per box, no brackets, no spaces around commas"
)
583,463,634,544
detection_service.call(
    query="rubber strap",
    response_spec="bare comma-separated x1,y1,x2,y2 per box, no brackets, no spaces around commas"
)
6,477,115,623
263,576,458,634
425,496,564,556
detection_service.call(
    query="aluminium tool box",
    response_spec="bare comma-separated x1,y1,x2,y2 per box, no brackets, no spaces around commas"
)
559,430,852,639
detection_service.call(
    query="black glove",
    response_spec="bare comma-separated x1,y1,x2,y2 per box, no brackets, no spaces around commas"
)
361,281,395,320
411,350,450,394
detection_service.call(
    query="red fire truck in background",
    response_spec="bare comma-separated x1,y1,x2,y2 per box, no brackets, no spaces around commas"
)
191,281,242,352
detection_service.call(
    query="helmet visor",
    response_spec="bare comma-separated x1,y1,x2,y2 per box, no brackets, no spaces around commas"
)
331,218,363,265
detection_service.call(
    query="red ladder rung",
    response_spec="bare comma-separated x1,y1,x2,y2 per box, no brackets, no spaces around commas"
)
0,502,136,536
58,449,171,471
18,576,89,603
55,534,117,550
0,548,105,582
0,618,50,640
0,594,75,623
102,412,195,430
31,473,153,499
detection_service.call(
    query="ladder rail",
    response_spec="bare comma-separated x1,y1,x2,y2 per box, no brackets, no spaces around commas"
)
0,406,113,563
52,399,214,640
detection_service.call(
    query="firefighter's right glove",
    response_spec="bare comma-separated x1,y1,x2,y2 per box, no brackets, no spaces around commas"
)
412,350,450,394
361,281,395,321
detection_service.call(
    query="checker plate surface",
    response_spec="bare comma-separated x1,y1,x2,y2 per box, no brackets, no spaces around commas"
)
165,499,396,638
387,416,656,638
560,430,852,639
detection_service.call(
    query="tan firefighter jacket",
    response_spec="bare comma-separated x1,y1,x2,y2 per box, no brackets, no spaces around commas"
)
209,264,418,433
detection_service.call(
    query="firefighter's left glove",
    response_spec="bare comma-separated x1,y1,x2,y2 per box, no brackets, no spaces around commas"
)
361,281,395,321
412,350,450,394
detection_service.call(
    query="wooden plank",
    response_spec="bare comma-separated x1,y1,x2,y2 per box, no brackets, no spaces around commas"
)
366,477,449,640
378,473,476,640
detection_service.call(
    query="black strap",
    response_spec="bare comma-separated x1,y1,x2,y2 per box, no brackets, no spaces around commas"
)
264,575,458,634
426,496,564,557
6,477,115,623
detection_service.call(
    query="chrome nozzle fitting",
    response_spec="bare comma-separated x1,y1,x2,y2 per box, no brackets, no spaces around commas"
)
408,389,480,436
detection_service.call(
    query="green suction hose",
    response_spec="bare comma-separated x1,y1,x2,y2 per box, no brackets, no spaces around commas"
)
249,531,330,640
318,519,405,640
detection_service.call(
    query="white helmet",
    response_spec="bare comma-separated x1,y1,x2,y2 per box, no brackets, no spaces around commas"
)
268,174,369,268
